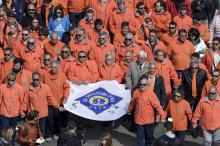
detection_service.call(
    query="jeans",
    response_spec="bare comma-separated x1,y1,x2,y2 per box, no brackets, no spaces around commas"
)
174,131,186,146
203,128,220,146
0,116,19,145
136,123,154,146
39,117,46,137
68,11,86,28
46,106,61,137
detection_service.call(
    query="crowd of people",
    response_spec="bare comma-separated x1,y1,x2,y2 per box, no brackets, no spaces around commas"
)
0,0,219,145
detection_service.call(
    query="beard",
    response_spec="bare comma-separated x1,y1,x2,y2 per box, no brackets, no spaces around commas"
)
12,68,22,74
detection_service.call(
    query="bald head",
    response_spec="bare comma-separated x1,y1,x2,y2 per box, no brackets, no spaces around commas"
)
50,32,58,45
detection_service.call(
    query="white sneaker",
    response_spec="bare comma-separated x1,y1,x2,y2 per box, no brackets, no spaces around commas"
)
53,135,59,140
45,137,52,142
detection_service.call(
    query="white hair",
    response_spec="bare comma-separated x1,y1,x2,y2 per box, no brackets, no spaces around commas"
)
138,50,147,58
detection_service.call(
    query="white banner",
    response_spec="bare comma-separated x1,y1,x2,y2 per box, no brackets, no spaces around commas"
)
64,81,131,121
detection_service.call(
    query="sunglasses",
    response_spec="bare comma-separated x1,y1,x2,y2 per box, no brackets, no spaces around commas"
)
8,79,15,81
213,75,219,78
209,92,216,95
125,39,132,41
28,9,35,12
169,27,175,29
79,56,86,58
212,43,219,45
191,67,198,70
4,53,11,56
76,34,82,37
22,33,29,36
61,51,69,54
44,59,51,61
33,79,40,81
140,83,147,86
28,42,35,45
56,11,62,14
174,95,181,97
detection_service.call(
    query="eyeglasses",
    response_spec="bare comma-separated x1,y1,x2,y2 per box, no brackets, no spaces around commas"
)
174,95,181,97
78,56,86,58
44,59,51,61
33,79,40,81
56,11,62,14
22,33,29,36
125,38,132,41
191,67,198,70
212,43,219,46
140,83,147,86
209,92,216,95
213,75,219,78
28,9,35,12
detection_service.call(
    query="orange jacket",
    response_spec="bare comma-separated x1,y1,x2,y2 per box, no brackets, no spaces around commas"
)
20,45,44,73
3,34,22,50
0,83,24,118
13,40,26,58
192,23,210,42
90,0,116,28
69,39,95,57
109,8,135,34
166,99,192,131
37,65,51,81
192,97,220,130
134,26,150,46
125,0,141,12
120,61,130,83
43,41,65,59
129,87,166,125
79,19,94,34
167,40,194,71
17,122,42,146
99,63,123,83
44,72,70,105
151,11,171,32
116,43,141,64
89,43,115,67
142,40,167,62
67,0,90,13
201,80,220,98
199,63,212,80
67,60,99,83
87,28,110,43
173,15,193,31
60,57,76,76
0,59,14,84
113,32,125,48
143,0,157,12
22,83,59,118
156,58,180,96
160,32,178,47
15,69,32,89
202,50,220,73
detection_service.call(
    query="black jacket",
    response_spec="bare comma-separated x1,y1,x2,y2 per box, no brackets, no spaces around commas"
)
154,134,179,146
153,74,167,107
57,131,81,146
20,13,45,28
182,68,208,105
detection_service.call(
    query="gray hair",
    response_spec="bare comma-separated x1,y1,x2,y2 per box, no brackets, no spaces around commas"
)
138,50,147,58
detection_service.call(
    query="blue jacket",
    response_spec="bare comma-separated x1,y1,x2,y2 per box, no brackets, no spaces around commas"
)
48,15,70,40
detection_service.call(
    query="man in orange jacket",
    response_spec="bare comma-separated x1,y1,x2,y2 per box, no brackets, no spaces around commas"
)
109,0,135,34
11,58,32,89
43,32,65,60
67,51,99,84
89,31,115,67
0,48,14,84
116,32,141,65
142,29,167,62
192,86,220,146
128,75,166,146
99,52,123,83
44,61,70,141
78,8,95,34
201,69,220,98
154,49,180,98
166,88,192,146
113,21,129,48
0,72,24,144
67,0,89,27
21,72,60,139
